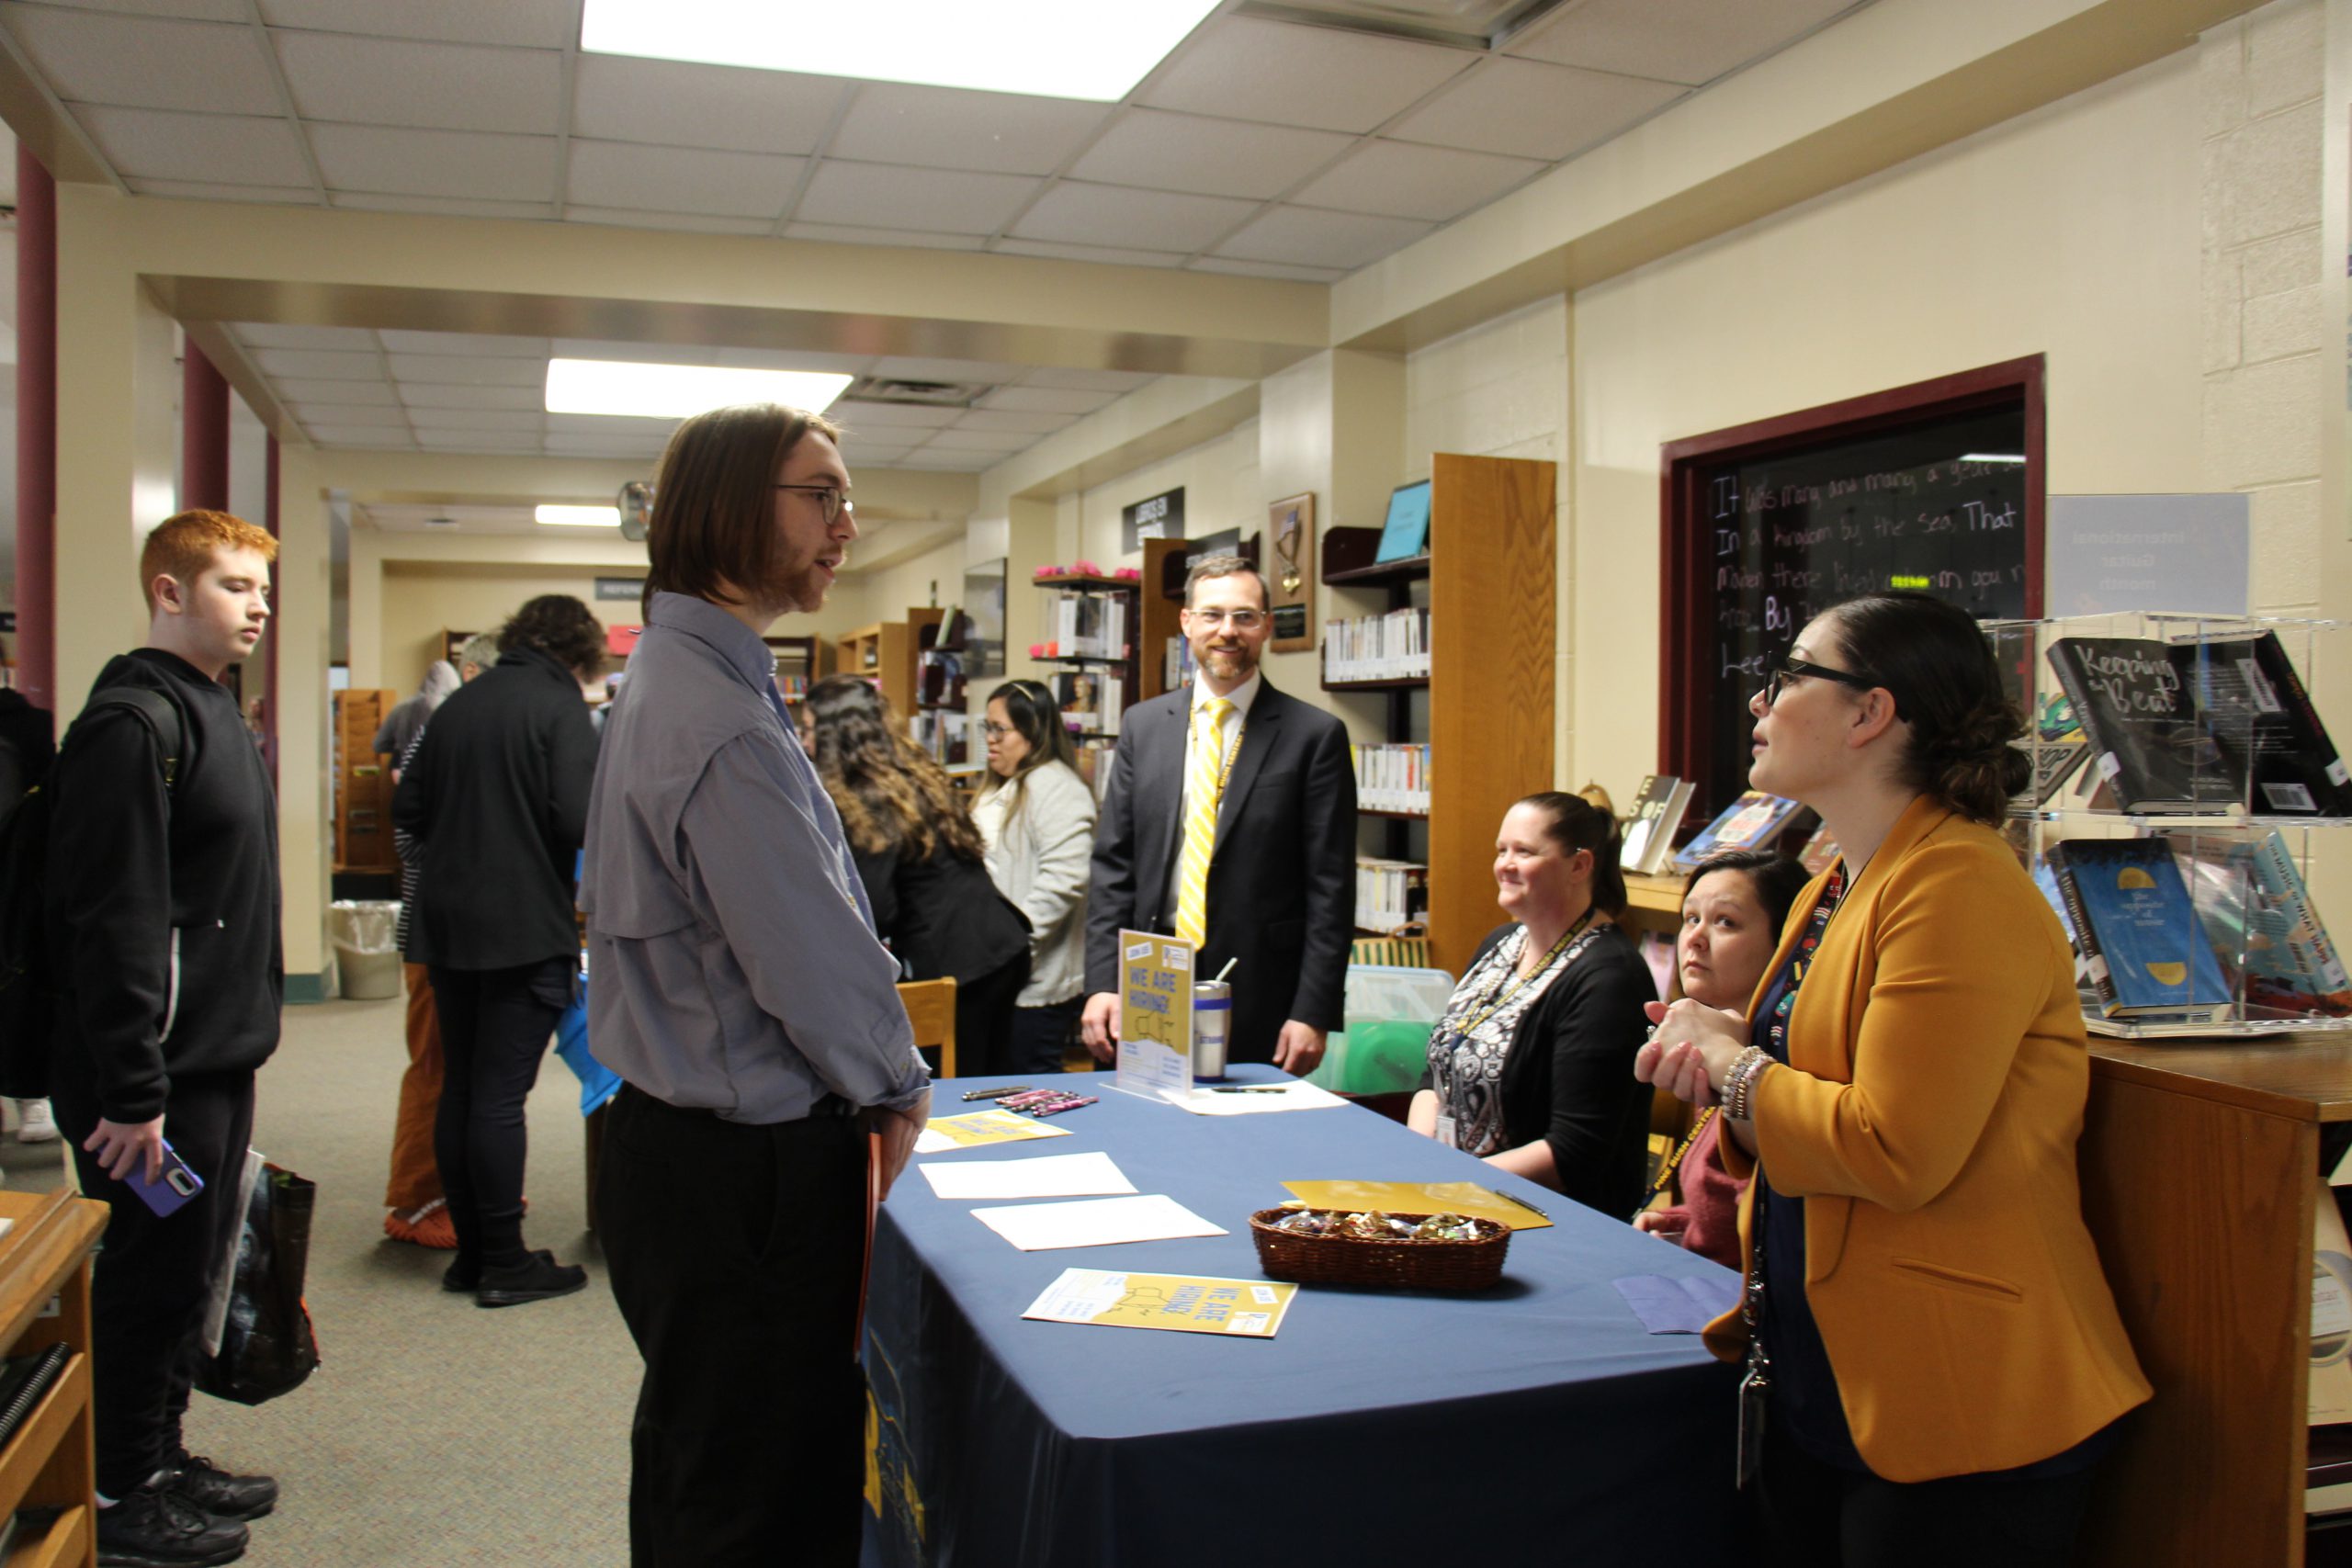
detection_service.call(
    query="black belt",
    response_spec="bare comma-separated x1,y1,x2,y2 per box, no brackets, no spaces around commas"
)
619,1082,854,1121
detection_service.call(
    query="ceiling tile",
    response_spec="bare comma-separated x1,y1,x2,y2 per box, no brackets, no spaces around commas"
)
377,330,548,357
396,382,542,411
978,385,1115,415
952,409,1074,434
405,406,545,432
1009,182,1258,253
546,433,670,457
329,191,555,219
781,221,987,251
867,356,1028,383
285,401,409,428
544,412,678,439
6,8,275,113
895,447,1001,471
127,177,314,203
570,54,848,156
829,400,962,430
256,0,571,47
548,338,723,365
1067,109,1352,201
1509,0,1855,86
565,140,804,220
74,106,311,186
838,442,916,465
310,124,556,201
1292,140,1545,222
1189,255,1349,284
277,377,399,405
385,353,544,386
994,238,1190,269
235,322,378,350
415,428,542,453
1141,17,1472,134
714,347,873,374
1214,206,1433,270
303,424,413,447
829,83,1111,175
1016,367,1155,393
792,162,1042,235
564,207,777,236
251,347,382,379
1385,57,1681,162
922,426,1038,452
273,31,560,135
33,1,248,20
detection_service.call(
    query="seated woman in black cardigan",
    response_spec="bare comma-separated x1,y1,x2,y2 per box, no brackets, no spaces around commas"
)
1407,792,1657,1215
805,675,1031,1075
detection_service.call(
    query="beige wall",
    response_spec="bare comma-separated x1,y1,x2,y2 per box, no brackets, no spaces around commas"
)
376,562,644,700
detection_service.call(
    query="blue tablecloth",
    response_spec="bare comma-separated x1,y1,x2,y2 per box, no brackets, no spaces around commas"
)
862,1066,1740,1567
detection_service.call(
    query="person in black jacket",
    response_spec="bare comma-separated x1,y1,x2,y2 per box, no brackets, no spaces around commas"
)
1407,792,1657,1217
804,675,1030,1076
44,510,284,1566
392,596,602,1308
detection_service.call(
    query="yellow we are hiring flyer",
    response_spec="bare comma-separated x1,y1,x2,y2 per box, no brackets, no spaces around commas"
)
1023,1269,1297,1339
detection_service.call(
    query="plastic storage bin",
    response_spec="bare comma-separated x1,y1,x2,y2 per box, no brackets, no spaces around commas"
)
1308,964,1455,1096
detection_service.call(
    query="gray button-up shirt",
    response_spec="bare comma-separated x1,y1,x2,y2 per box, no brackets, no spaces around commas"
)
582,592,927,1122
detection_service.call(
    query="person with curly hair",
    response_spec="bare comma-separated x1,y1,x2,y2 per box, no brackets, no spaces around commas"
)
392,593,605,1308
805,673,1031,1075
1639,592,2149,1565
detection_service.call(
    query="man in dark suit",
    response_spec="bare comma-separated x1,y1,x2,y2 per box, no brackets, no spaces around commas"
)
1081,555,1355,1072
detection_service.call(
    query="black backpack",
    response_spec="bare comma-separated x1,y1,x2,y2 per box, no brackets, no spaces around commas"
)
0,688,187,1099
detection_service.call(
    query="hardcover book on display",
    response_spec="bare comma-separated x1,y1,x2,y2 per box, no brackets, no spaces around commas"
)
1619,775,1695,876
2178,830,2352,1019
1671,792,1804,872
1373,480,1431,564
2046,837,2231,1021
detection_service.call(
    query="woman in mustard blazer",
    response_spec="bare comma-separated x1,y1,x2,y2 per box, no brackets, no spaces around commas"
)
1639,592,2148,1567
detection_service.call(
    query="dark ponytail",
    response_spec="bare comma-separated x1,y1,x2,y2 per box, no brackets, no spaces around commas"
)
1517,790,1628,917
1824,592,2028,825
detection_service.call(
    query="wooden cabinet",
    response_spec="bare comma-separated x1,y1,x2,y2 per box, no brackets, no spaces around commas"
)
332,687,397,874
0,1189,111,1568
836,610,944,723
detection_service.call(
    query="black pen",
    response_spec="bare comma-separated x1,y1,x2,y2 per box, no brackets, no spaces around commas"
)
1495,1190,1551,1221
1208,1086,1286,1094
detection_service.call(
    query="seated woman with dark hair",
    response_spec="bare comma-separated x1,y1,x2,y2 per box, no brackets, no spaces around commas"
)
805,675,1031,1075
1407,791,1657,1216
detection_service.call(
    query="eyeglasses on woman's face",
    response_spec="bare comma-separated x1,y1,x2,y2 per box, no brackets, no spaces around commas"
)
982,721,1015,739
775,484,854,525
1760,654,1893,713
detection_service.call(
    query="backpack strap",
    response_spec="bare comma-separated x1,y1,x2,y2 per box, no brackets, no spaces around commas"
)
78,688,190,790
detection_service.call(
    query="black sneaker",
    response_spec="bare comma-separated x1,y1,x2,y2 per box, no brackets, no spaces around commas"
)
476,1248,587,1309
96,1482,247,1567
161,1452,277,1520
441,1257,479,1293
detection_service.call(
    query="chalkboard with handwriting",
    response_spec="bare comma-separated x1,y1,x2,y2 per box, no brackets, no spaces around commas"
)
1683,402,2033,810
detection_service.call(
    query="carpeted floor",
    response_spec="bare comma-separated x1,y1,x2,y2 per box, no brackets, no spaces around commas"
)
8,995,638,1566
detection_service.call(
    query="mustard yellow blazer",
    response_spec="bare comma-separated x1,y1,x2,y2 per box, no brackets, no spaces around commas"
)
1702,796,2151,1483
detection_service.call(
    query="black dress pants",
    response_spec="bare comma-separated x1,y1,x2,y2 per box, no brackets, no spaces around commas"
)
428,957,571,1272
596,1087,866,1568
1005,995,1080,1077
1757,1425,2103,1568
50,1065,255,1499
953,953,1029,1078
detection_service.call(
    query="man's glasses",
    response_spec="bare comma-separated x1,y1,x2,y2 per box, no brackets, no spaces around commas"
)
1189,609,1266,630
776,484,853,525
1762,655,1896,714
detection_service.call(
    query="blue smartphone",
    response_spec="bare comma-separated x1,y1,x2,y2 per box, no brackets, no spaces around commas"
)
125,1140,203,1218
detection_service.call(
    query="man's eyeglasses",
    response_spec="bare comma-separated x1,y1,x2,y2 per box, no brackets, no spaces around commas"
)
1189,608,1266,631
1762,656,1896,714
776,484,853,525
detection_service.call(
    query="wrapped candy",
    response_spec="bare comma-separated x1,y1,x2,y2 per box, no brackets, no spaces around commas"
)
1412,1213,1481,1242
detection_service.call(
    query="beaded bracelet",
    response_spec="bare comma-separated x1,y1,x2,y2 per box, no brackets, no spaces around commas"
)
1723,1047,1773,1122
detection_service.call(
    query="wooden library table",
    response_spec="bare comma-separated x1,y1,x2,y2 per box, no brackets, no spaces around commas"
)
0,1188,110,1568
2078,1034,2352,1568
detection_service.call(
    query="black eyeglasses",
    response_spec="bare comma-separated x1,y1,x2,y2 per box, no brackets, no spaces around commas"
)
1762,655,1896,714
775,484,853,524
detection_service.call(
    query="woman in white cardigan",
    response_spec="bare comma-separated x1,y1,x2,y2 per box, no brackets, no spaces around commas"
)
970,680,1098,1074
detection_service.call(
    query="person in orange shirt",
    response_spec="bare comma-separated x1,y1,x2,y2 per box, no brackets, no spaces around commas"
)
1639,592,2149,1567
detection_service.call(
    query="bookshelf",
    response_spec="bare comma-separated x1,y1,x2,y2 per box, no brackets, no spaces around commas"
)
0,1189,109,1568
763,634,826,705
1034,572,1139,740
1322,453,1555,977
836,609,944,723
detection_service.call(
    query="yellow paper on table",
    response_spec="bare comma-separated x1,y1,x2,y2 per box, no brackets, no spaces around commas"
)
918,1110,1075,1152
1280,1179,1555,1231
1023,1268,1297,1338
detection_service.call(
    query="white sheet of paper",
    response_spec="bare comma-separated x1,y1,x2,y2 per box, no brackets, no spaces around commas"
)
1175,1080,1351,1116
917,1151,1138,1201
912,1129,955,1154
969,1194,1228,1251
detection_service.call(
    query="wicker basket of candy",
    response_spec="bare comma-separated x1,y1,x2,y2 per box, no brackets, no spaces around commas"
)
1248,1207,1511,1292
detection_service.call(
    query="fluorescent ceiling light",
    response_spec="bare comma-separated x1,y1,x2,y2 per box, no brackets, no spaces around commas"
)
581,0,1219,102
547,358,854,420
1958,453,2029,465
537,505,622,527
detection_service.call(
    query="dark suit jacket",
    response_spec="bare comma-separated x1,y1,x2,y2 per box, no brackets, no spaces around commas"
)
1085,676,1355,1063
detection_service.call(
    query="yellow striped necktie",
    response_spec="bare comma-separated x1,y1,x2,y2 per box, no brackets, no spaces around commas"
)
1173,697,1233,948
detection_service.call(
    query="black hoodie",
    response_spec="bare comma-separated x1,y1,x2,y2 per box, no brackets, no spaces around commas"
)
44,649,282,1122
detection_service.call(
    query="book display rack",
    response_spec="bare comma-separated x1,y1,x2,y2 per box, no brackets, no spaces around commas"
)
1988,615,2352,1040
1034,573,1140,798
0,1189,109,1567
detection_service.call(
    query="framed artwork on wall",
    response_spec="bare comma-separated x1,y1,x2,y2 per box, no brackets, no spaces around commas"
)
1268,492,1315,652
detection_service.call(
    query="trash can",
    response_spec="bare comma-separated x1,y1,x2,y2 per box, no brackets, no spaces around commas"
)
327,900,403,1000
